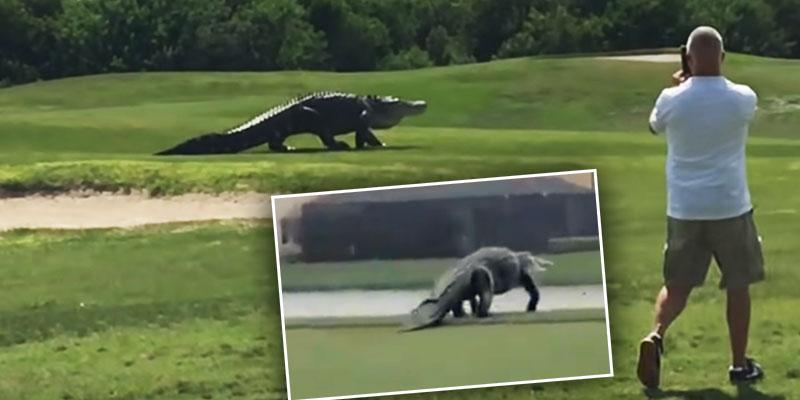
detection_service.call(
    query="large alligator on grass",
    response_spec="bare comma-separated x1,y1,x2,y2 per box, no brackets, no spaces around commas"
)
404,247,554,331
156,92,427,155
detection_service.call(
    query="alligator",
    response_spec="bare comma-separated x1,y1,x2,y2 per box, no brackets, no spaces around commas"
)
155,92,427,155
403,247,554,331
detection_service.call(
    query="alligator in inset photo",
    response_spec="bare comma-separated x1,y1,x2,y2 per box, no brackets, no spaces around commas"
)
156,92,427,155
404,247,554,331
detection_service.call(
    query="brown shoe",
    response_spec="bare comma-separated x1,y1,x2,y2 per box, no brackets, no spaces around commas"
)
637,332,664,389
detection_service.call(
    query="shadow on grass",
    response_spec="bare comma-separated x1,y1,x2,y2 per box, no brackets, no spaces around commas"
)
645,384,785,400
250,145,423,154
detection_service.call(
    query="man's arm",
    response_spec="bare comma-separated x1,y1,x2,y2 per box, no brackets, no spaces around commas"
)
649,66,688,134
649,90,670,135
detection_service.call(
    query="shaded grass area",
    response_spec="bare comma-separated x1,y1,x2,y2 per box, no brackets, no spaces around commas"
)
285,321,611,399
280,251,603,291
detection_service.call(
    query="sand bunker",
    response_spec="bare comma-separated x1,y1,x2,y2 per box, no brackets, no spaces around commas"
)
0,192,271,231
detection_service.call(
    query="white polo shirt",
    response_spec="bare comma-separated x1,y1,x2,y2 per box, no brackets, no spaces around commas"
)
649,76,758,220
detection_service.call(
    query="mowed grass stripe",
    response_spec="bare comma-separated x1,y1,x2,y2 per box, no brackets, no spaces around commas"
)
1,128,798,195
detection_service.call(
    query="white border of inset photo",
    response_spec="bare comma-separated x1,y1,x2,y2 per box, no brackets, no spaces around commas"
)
271,169,613,400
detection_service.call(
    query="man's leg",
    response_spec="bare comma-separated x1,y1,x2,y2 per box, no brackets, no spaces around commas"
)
652,284,693,338
638,217,709,389
638,284,693,388
710,210,765,380
726,287,750,368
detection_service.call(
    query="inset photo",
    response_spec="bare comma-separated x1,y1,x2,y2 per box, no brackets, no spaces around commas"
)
272,170,612,400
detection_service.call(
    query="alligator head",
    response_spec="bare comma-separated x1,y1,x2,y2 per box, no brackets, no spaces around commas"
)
365,95,427,129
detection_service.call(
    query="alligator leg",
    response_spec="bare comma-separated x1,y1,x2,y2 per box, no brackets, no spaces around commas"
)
319,135,350,151
299,106,349,151
268,136,294,152
469,297,478,315
521,271,540,312
451,302,466,318
355,127,384,149
265,126,294,152
357,110,384,149
471,269,493,318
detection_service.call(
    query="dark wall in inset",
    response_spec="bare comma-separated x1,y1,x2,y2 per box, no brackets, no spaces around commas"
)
289,192,598,262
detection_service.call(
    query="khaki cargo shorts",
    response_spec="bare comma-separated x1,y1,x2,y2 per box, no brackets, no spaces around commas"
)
663,209,765,289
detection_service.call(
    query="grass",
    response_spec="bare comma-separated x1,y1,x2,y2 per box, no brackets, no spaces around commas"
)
1,53,800,399
285,321,611,399
0,222,286,400
283,308,607,329
0,53,799,194
279,251,603,291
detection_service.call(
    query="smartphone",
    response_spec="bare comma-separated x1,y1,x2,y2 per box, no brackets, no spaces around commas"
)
680,45,691,76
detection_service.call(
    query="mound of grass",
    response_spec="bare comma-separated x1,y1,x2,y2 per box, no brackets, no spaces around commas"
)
1,53,798,196
0,54,798,167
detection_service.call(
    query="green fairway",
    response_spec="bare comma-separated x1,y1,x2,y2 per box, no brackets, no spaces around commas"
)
280,251,602,291
285,321,610,399
0,53,799,195
2,53,800,399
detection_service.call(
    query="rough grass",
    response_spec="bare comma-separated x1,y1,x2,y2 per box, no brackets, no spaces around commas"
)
280,251,603,291
0,222,285,400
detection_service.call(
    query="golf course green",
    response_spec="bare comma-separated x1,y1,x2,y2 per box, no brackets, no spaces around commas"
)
1,54,799,399
286,321,610,399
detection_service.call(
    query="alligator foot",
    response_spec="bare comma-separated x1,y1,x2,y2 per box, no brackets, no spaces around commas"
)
328,141,350,151
356,143,385,150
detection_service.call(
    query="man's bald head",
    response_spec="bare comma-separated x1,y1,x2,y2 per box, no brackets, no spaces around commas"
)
686,26,725,76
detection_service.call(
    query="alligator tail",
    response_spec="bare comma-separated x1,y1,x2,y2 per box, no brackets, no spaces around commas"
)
155,131,268,155
402,298,449,332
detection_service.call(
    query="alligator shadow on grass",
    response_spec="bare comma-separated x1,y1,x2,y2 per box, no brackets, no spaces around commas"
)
645,384,785,400
251,145,423,154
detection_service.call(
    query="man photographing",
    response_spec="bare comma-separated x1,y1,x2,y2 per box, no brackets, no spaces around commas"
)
638,26,765,388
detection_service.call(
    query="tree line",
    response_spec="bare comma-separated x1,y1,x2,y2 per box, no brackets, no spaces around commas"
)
2,0,799,85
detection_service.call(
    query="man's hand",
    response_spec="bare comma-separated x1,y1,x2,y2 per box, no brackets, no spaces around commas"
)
672,69,690,86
